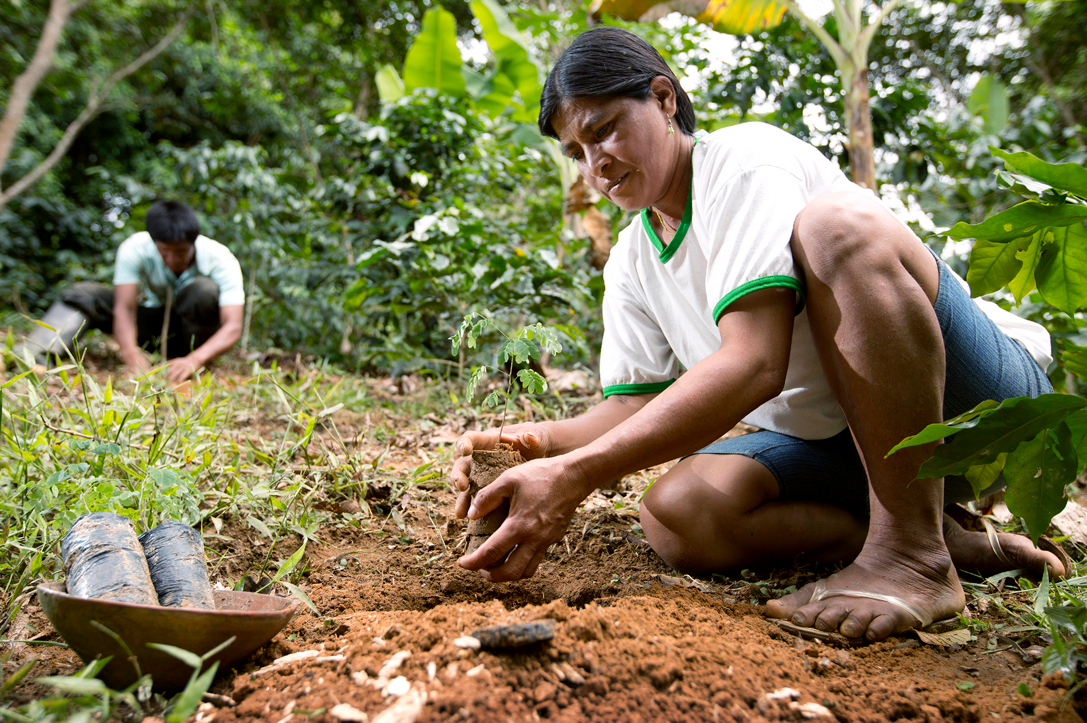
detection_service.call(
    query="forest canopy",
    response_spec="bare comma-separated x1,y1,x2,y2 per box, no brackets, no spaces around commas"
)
1,0,1084,376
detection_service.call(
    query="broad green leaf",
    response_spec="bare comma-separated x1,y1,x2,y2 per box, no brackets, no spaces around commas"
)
913,394,1087,478
964,452,1007,499
1036,222,1087,314
465,66,519,119
888,399,1002,454
375,65,405,102
403,8,466,96
1007,232,1042,304
1043,605,1087,638
948,201,1087,244
966,237,1027,297
992,147,1087,198
471,0,539,107
966,75,1009,135
1004,423,1077,543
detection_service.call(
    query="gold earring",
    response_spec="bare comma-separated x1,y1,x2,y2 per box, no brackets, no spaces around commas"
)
667,118,674,134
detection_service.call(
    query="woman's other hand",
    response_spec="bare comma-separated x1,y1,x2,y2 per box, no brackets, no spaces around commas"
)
450,424,552,519
457,454,591,582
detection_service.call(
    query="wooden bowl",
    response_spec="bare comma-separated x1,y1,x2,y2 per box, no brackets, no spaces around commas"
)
37,581,299,691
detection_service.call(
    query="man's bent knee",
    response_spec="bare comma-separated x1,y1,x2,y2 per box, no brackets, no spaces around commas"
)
175,278,221,323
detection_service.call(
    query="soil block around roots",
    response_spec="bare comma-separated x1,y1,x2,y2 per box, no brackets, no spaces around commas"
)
140,521,216,609
466,445,526,554
60,512,158,605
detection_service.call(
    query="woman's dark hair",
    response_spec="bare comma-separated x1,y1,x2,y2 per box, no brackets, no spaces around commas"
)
538,26,695,139
145,200,201,244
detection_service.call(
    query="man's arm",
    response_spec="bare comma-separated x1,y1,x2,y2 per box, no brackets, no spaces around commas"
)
166,304,243,382
113,283,150,375
462,286,797,581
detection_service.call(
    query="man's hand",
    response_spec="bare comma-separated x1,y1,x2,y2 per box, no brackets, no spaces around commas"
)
451,424,552,519
165,354,201,382
122,348,152,377
457,454,591,582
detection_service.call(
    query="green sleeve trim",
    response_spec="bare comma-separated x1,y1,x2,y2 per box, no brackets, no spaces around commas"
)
602,379,676,398
713,276,806,322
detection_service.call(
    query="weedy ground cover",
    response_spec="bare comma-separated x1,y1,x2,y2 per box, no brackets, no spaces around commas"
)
1,345,1087,718
0,346,499,719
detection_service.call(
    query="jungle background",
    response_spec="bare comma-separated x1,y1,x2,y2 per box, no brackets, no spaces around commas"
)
3,0,1087,720
3,0,1084,378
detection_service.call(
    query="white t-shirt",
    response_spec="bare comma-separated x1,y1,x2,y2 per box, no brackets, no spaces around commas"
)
113,232,245,309
599,122,1052,440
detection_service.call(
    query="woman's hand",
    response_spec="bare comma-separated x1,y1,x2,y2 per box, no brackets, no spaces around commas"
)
457,454,593,582
450,424,553,519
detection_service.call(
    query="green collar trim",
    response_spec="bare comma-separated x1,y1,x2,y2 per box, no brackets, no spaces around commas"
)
640,138,697,264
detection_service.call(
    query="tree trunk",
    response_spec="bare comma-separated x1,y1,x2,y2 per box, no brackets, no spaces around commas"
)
0,0,74,189
846,66,876,192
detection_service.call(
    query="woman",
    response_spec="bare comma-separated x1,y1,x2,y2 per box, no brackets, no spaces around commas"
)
451,26,1062,642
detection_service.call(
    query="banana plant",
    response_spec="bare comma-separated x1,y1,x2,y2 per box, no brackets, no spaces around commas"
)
588,0,905,190
375,0,541,127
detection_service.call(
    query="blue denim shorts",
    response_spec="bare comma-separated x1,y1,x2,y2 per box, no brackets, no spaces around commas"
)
693,253,1052,519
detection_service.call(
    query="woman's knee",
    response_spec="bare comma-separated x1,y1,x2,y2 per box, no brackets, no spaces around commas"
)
791,193,893,276
639,457,775,573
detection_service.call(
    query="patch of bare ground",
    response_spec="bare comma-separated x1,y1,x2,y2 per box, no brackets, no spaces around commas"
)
3,355,1084,722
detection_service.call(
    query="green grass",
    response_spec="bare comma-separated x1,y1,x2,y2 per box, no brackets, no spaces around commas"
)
0,346,464,720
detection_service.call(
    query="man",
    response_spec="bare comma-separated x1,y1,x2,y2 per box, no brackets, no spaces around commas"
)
22,200,244,382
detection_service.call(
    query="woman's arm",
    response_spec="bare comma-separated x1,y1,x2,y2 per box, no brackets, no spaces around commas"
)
449,392,657,516
461,285,797,581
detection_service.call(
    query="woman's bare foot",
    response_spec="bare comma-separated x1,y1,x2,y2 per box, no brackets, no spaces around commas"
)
765,542,966,642
942,513,1069,580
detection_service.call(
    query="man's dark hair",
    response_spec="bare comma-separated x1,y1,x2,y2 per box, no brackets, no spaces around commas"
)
538,26,696,139
146,201,201,244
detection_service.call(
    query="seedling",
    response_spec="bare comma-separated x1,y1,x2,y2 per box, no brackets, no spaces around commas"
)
450,313,563,437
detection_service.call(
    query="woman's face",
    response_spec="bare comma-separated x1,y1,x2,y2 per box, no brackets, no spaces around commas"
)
552,88,676,212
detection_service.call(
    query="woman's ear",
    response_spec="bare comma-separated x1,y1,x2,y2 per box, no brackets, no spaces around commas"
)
649,75,678,118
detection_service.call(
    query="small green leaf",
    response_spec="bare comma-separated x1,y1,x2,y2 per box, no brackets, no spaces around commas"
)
280,580,320,615
964,452,1007,498
166,661,219,723
35,675,108,695
516,368,547,394
1016,682,1033,698
1004,424,1077,543
273,540,307,583
145,643,202,670
956,680,976,691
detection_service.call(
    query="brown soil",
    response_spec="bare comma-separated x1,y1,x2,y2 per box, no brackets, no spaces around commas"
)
3,360,1085,722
